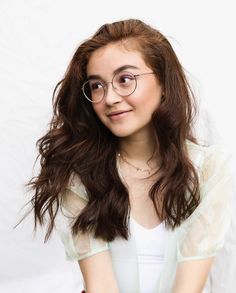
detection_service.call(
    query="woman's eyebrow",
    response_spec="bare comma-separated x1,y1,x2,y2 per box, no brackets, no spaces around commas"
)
87,65,139,80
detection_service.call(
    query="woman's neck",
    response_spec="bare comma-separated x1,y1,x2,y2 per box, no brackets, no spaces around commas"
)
118,128,158,162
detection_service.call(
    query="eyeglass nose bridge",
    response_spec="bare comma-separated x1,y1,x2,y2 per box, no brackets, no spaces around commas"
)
102,79,119,98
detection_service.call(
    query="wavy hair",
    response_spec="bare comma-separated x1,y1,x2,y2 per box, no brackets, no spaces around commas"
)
22,19,200,242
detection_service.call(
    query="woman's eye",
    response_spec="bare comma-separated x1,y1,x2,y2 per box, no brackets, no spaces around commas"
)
90,82,103,91
118,75,134,84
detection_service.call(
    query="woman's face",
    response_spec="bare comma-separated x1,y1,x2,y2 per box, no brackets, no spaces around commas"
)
86,43,163,138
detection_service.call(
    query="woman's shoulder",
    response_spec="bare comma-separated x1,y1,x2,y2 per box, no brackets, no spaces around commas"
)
59,173,88,217
175,141,234,262
65,172,88,201
186,139,231,170
186,139,233,197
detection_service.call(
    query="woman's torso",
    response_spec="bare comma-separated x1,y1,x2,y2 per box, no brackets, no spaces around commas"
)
111,160,166,292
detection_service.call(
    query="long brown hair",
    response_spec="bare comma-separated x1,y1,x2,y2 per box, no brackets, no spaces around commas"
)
21,19,200,242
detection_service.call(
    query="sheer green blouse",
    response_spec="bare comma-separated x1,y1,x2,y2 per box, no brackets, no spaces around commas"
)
55,141,233,292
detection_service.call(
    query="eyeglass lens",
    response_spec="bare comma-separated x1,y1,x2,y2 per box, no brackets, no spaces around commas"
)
83,71,137,103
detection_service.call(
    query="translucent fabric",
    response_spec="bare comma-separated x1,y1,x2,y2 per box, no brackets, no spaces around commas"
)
55,141,234,292
55,176,110,262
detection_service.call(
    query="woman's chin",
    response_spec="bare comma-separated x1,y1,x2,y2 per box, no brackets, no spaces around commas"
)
109,128,134,138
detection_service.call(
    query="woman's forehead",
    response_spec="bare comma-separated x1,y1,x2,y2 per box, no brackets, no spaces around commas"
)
86,43,149,77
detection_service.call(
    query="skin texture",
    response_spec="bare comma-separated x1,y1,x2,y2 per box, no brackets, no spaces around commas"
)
79,253,214,293
79,251,119,293
79,43,214,292
87,43,163,140
172,257,214,293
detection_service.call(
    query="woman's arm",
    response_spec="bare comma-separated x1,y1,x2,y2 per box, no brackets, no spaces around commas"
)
79,250,120,293
172,257,214,293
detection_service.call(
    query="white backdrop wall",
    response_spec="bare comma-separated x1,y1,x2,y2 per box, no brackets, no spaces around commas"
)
0,1,235,292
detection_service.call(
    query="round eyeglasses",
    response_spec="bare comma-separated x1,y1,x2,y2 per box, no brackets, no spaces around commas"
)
82,71,155,103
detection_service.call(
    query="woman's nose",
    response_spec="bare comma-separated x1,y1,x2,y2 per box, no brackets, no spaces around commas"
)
104,83,122,105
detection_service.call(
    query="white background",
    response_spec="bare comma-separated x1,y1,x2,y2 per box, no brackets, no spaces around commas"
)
0,1,235,292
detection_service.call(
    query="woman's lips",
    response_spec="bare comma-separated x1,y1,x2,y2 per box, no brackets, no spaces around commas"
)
108,110,132,121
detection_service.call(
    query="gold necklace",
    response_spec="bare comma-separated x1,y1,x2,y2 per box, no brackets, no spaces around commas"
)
117,153,153,175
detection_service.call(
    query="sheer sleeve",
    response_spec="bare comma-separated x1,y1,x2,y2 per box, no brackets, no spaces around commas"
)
177,145,234,262
55,173,110,261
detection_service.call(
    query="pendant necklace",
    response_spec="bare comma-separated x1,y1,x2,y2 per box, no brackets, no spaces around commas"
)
117,153,153,175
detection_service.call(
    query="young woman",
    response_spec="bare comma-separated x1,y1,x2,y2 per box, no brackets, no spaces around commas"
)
26,19,233,292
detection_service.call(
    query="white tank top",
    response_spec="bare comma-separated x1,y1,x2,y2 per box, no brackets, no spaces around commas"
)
130,216,166,293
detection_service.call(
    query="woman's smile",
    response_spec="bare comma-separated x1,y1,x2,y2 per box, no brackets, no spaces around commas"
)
87,43,163,138
107,109,133,121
